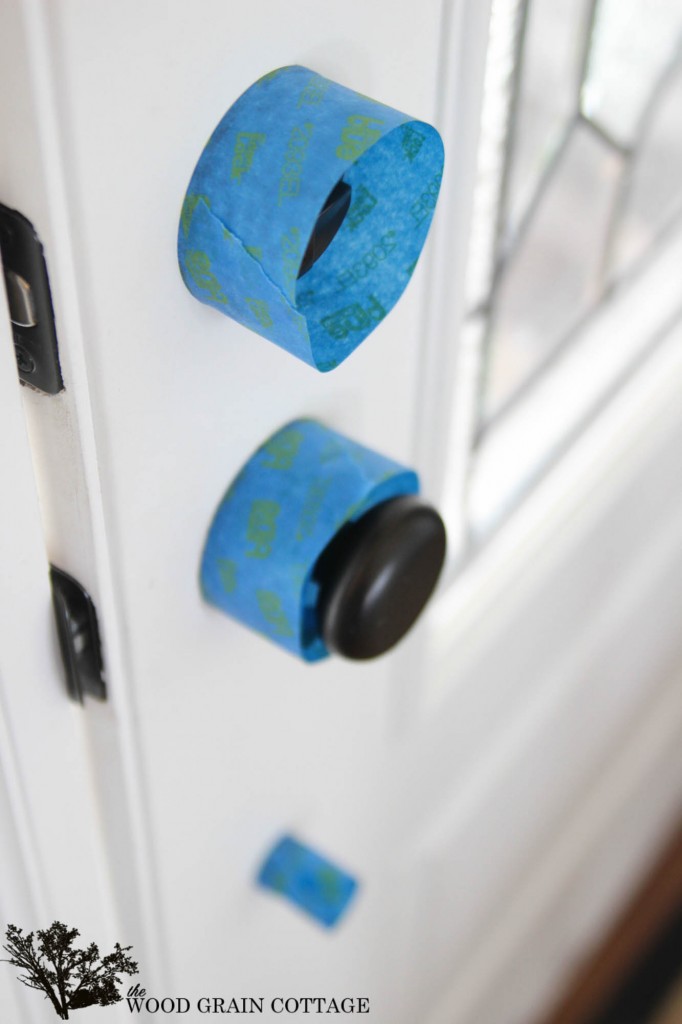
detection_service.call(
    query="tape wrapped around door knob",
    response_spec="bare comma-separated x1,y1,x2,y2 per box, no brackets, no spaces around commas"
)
178,66,444,371
199,420,446,661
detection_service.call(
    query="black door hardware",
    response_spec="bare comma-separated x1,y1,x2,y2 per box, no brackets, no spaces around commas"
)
50,567,106,703
0,203,63,394
314,496,447,660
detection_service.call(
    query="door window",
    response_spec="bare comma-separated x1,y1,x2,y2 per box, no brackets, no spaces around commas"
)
448,0,682,536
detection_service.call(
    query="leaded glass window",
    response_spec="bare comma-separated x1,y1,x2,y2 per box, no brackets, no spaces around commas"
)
466,0,682,424
455,0,682,539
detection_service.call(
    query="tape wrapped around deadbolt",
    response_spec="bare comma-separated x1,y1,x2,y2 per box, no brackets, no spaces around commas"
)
178,65,444,371
199,419,418,661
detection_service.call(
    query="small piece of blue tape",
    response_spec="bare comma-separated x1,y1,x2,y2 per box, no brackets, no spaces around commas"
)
199,419,418,661
178,65,444,371
257,835,359,928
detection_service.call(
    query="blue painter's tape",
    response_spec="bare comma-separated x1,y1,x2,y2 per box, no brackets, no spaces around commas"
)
199,419,418,661
257,835,358,928
178,65,444,371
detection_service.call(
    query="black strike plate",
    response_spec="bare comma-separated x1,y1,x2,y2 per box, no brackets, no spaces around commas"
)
0,203,64,394
50,567,106,703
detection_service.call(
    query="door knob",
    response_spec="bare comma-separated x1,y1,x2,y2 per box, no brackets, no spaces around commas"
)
315,495,446,659
200,420,446,661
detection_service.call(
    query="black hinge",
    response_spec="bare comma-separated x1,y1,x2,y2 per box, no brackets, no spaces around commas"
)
50,567,106,703
0,203,64,394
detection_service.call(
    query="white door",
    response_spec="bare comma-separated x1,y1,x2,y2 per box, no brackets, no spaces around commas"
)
2,3,682,1023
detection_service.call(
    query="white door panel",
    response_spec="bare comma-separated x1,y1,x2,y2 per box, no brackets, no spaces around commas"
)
1,0,461,1008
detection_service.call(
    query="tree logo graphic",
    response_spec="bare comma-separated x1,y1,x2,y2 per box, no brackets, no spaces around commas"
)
1,921,138,1019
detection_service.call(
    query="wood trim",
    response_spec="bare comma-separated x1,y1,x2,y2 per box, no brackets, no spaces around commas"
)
541,821,682,1024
